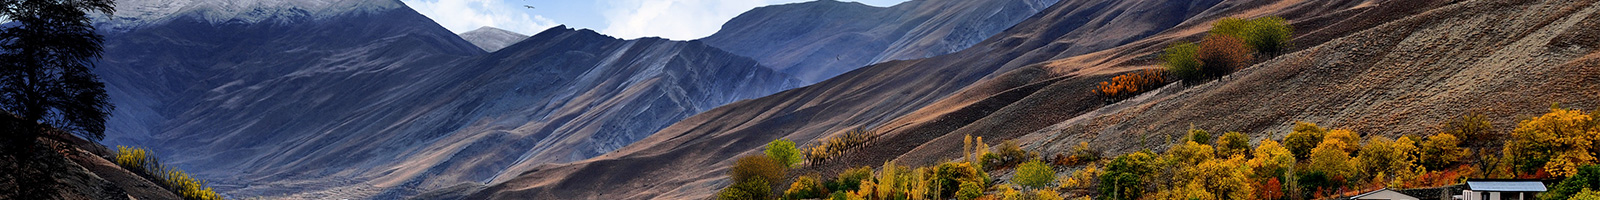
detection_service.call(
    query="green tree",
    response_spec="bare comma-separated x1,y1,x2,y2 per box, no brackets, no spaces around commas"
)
1161,42,1202,81
1100,151,1156,200
766,139,803,168
1015,160,1056,190
1211,16,1294,54
1542,165,1600,200
0,0,117,144
955,181,984,200
1285,122,1328,160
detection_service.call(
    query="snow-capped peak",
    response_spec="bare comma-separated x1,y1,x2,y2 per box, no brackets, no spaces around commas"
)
99,0,404,31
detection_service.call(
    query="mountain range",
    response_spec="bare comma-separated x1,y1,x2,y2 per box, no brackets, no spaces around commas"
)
73,0,1600,199
90,0,1055,198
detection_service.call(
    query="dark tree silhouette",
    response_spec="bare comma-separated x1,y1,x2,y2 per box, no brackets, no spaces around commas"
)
0,0,116,143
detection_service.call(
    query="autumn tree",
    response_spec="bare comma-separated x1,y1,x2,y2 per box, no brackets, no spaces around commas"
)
1308,137,1356,185
1249,139,1296,179
1196,35,1255,78
1356,136,1419,182
1502,107,1599,177
1419,133,1468,170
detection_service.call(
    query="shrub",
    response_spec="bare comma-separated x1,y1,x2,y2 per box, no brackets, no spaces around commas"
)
766,139,803,168
1196,35,1255,78
1502,107,1599,177
786,175,828,199
1568,189,1600,200
934,162,986,197
1030,189,1064,200
806,129,875,164
1161,42,1203,81
1211,16,1293,54
1093,69,1168,101
1015,160,1056,190
1419,133,1468,170
1056,142,1101,166
1188,128,1213,144
1218,131,1250,157
1285,122,1328,160
729,155,786,186
828,166,873,192
115,146,225,200
956,181,985,200
983,140,1036,170
718,177,772,200
1060,163,1100,189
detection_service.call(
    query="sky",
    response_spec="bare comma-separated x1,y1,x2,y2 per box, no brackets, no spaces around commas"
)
400,0,911,40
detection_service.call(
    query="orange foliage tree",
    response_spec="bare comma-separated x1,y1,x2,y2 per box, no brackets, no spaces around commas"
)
1093,69,1168,102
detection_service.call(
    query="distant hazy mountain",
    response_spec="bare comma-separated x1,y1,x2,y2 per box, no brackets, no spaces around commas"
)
92,0,798,199
701,0,1060,83
459,26,528,52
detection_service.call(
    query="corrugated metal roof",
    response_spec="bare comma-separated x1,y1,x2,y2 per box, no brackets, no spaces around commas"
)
1466,180,1547,192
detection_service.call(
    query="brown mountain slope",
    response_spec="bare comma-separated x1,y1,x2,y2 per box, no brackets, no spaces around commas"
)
871,0,1461,168
1024,0,1600,157
460,0,1336,199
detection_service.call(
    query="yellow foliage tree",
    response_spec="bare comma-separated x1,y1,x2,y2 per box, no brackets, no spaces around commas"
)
1325,129,1361,153
1309,138,1357,182
1249,139,1296,179
1170,141,1216,166
1504,107,1600,177
1419,133,1468,170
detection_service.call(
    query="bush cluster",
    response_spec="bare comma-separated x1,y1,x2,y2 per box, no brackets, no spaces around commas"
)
981,140,1038,170
718,155,786,200
1163,16,1291,82
114,146,225,200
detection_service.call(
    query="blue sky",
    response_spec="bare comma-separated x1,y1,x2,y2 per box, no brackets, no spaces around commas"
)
400,0,910,40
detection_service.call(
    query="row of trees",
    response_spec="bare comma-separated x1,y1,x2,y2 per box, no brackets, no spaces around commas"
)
1087,106,1600,200
1096,16,1293,102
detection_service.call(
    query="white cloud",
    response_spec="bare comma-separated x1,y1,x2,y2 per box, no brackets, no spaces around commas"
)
401,0,558,35
598,0,783,40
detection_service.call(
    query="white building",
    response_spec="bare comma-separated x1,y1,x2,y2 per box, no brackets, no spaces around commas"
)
1454,179,1547,200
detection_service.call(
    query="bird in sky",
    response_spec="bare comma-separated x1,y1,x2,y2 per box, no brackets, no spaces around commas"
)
524,5,535,9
